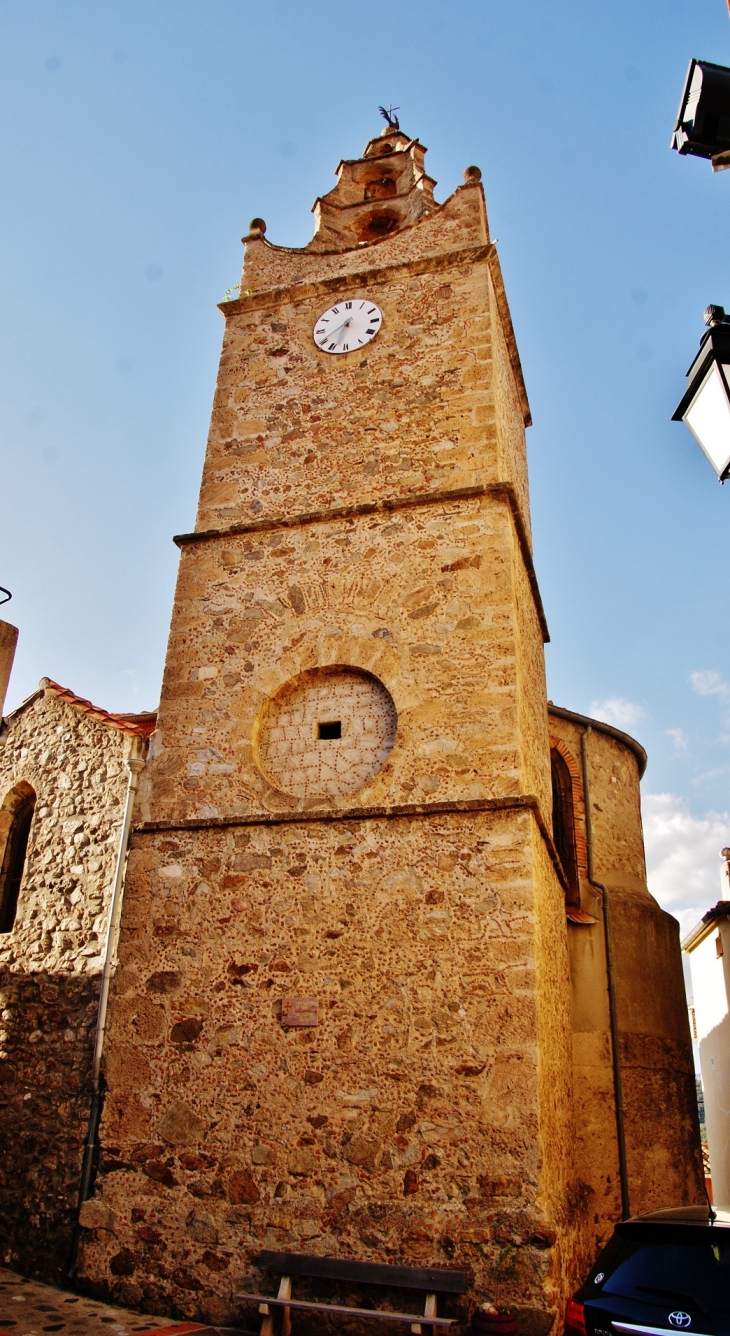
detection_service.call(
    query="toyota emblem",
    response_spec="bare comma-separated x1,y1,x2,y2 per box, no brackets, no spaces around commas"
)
669,1313,692,1328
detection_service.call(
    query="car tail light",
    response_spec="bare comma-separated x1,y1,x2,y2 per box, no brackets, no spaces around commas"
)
565,1301,586,1336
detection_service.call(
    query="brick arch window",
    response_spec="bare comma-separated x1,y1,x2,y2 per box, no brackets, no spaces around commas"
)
550,749,580,907
0,782,36,933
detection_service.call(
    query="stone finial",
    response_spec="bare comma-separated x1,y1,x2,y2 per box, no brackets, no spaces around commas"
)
463,165,482,183
243,217,267,243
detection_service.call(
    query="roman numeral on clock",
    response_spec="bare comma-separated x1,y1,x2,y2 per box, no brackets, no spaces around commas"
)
313,300,382,352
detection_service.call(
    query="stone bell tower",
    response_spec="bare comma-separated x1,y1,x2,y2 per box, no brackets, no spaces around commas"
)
79,125,580,1328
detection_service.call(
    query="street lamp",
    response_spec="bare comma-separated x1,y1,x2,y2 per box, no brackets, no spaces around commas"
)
673,307,730,481
671,59,730,170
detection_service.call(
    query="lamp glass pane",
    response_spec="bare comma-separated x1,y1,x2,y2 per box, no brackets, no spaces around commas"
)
684,361,730,477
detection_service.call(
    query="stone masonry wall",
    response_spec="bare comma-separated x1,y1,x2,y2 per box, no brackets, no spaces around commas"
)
548,711,704,1255
0,686,134,1282
84,134,576,1332
239,180,491,299
489,264,532,547
78,808,570,1333
196,212,524,539
139,495,530,829
529,824,585,1312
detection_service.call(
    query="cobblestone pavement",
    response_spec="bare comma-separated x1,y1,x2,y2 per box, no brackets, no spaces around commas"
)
0,1269,235,1336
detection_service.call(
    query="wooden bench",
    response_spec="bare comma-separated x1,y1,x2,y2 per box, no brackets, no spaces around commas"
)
237,1250,467,1334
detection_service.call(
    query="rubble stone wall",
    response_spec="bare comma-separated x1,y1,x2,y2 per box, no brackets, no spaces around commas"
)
548,711,704,1254
78,128,699,1334
0,688,130,1281
139,495,532,828
239,181,490,299
87,140,576,1333
196,244,502,536
78,808,571,1332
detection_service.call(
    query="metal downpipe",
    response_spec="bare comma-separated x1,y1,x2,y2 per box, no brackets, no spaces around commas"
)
66,747,146,1280
580,725,631,1220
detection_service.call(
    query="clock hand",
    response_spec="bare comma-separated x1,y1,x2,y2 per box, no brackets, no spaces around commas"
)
333,317,353,346
320,319,346,345
321,317,352,347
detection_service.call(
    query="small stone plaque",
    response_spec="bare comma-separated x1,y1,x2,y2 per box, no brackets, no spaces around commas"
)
281,996,319,1028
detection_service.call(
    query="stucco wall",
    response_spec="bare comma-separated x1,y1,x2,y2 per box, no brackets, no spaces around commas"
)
688,918,730,1206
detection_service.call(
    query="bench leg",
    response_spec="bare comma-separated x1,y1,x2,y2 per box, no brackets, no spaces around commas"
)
411,1292,437,1336
279,1276,292,1336
259,1276,292,1336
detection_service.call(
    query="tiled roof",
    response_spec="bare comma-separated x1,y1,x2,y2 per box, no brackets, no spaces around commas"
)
682,900,730,952
39,678,157,738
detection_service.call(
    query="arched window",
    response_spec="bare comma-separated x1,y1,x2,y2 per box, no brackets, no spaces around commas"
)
364,175,397,200
0,782,36,933
550,749,579,907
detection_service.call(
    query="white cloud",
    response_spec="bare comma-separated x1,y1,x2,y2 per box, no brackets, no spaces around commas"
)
690,669,730,698
666,727,689,752
589,697,645,729
693,765,730,787
689,671,730,745
643,792,730,939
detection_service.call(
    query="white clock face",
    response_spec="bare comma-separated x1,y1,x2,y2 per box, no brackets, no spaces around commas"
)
313,299,382,354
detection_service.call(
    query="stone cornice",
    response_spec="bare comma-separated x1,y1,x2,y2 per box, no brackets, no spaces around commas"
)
173,481,549,643
134,791,569,895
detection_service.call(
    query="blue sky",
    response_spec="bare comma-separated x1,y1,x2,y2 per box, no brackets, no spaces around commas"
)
1,0,730,927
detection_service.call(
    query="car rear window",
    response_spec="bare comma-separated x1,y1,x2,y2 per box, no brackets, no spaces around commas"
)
601,1243,730,1316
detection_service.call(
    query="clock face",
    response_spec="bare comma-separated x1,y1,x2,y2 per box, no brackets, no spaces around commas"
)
313,299,382,354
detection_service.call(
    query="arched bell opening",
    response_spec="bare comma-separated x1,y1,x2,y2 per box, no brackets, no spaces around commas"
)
363,175,397,201
357,211,400,242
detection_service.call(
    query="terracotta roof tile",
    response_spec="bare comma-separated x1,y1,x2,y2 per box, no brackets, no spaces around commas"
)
40,678,157,738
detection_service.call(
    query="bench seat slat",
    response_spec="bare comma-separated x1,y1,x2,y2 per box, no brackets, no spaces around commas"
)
237,1294,456,1326
254,1251,467,1294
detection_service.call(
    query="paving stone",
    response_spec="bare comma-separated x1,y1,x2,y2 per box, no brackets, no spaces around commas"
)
0,1267,246,1336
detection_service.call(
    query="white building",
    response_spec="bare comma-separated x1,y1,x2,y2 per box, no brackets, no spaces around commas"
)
683,899,730,1206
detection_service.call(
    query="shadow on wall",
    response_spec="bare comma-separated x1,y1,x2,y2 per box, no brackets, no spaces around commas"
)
0,967,100,1283
700,1013,730,1208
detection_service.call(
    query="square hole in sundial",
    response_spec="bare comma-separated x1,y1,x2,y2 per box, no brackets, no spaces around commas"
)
318,720,342,740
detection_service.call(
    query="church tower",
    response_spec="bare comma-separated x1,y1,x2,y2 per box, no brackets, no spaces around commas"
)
79,124,582,1326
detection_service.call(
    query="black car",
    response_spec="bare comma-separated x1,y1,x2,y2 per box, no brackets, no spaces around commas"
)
566,1207,730,1336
